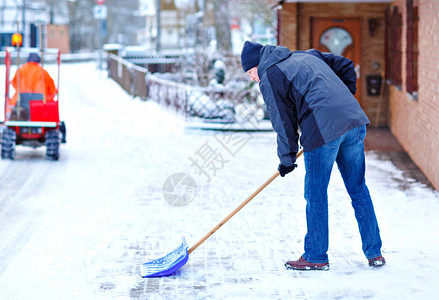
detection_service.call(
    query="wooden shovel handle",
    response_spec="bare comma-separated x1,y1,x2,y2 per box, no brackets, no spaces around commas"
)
188,149,304,254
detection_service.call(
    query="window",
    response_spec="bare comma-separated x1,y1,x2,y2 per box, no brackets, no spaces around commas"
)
319,27,353,56
389,6,402,87
406,0,419,97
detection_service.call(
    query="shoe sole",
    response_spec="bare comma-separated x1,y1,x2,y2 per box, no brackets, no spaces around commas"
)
369,261,386,267
285,262,330,271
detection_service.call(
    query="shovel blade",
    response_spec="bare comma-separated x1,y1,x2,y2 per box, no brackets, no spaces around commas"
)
140,237,189,278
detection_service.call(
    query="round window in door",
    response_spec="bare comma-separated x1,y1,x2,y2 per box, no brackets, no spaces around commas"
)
319,27,353,56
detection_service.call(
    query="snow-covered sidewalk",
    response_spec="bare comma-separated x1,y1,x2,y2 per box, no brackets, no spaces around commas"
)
0,63,438,299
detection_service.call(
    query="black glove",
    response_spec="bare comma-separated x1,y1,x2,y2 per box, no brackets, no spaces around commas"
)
278,163,297,177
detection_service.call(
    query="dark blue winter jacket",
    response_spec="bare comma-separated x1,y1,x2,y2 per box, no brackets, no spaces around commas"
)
257,45,370,167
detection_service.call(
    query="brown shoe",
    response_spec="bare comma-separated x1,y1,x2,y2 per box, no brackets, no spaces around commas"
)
368,255,386,267
285,256,329,271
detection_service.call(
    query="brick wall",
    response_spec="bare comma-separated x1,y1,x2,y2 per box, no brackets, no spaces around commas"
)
278,1,439,189
389,0,439,189
278,3,298,50
279,2,389,127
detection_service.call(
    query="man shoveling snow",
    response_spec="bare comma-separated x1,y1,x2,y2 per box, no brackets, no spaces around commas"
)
241,41,385,270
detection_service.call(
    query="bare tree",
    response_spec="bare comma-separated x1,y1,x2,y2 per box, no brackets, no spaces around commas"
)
231,0,276,39
212,0,232,54
45,0,145,52
66,0,95,52
104,0,145,45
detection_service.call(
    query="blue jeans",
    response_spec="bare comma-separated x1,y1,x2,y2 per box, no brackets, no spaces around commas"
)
302,125,382,263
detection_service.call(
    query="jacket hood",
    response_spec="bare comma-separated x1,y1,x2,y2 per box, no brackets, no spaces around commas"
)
257,45,291,78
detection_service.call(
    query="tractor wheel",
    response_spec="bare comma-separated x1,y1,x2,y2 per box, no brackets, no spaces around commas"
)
45,129,61,161
1,128,16,160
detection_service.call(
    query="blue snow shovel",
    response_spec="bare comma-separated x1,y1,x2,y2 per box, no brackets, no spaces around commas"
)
140,150,303,278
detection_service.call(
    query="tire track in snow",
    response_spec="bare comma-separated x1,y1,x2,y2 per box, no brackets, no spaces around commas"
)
0,158,51,276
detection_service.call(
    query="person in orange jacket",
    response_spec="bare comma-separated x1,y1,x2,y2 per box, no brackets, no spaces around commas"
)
10,53,57,107
8,53,66,143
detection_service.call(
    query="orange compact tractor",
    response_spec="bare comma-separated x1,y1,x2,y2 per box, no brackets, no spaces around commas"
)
1,36,66,160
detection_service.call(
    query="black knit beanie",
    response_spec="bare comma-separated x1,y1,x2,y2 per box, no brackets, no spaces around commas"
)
241,41,263,72
27,53,41,63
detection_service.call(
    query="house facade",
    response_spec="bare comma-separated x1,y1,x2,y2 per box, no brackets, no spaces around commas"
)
1,0,56,49
138,0,187,50
0,0,71,52
386,0,438,190
276,0,439,189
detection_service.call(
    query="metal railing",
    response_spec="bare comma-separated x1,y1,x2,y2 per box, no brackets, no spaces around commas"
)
107,53,268,127
108,53,149,100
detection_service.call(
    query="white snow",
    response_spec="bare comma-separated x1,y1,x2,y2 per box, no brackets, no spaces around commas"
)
0,62,438,299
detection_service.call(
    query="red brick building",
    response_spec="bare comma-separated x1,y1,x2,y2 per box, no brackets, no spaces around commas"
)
276,0,439,189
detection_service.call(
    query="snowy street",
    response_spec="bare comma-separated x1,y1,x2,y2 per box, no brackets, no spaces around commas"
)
1,62,439,299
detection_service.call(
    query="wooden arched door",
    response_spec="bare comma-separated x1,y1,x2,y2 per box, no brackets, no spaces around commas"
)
312,18,362,106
